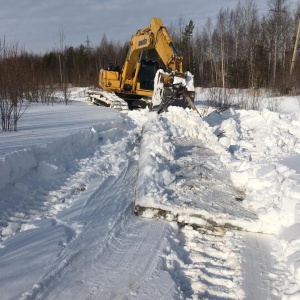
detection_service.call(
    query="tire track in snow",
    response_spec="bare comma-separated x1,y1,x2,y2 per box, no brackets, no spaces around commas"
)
23,158,178,300
19,124,142,300
21,159,136,300
162,224,286,299
82,218,171,300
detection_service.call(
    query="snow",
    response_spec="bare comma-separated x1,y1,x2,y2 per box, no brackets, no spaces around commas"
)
1,87,300,299
152,70,195,106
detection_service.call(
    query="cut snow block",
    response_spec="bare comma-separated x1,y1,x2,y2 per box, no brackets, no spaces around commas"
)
280,196,299,228
6,149,37,182
0,150,37,190
134,105,260,231
230,170,252,190
38,161,66,176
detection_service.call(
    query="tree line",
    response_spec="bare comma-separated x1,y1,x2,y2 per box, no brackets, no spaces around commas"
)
1,0,300,131
2,0,300,91
189,0,300,92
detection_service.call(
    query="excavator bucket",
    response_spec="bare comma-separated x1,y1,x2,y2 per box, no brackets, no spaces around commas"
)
156,86,197,114
152,70,199,115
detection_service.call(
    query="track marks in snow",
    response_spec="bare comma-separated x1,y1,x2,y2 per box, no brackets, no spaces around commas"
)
0,124,139,246
164,226,244,299
80,219,173,300
164,226,287,300
241,233,287,300
21,157,138,300
18,120,178,300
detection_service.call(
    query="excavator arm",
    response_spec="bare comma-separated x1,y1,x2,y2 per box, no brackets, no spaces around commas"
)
122,17,183,82
146,18,183,72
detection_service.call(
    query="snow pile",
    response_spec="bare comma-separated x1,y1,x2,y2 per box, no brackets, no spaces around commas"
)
152,70,195,106
137,111,176,208
206,107,300,298
206,108,300,230
162,106,222,148
134,104,300,298
136,107,222,211
0,121,122,191
136,106,300,233
213,109,300,162
0,150,37,189
230,161,299,234
136,107,256,227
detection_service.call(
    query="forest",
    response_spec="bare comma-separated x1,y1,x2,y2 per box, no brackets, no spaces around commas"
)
1,0,300,130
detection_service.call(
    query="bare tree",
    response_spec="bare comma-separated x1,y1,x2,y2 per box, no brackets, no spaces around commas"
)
0,41,30,131
55,26,72,104
243,0,260,87
267,0,289,90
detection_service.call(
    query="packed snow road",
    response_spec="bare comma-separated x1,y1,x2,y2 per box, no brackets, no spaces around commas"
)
1,90,300,299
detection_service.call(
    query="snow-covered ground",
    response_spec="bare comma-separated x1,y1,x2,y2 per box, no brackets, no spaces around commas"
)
1,88,300,299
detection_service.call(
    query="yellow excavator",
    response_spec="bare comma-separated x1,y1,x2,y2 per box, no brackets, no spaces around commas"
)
87,18,195,112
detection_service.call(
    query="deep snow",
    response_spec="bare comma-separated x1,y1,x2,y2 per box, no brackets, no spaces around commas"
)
1,88,300,299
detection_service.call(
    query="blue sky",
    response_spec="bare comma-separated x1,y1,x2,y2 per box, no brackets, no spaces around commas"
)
0,0,278,53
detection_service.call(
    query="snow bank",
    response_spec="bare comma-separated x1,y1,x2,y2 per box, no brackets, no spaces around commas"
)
0,106,138,248
136,107,222,210
204,108,300,232
0,150,37,189
152,70,194,106
136,106,300,233
136,107,252,228
0,120,124,191
205,107,300,297
207,108,300,162
230,161,299,234
137,111,176,205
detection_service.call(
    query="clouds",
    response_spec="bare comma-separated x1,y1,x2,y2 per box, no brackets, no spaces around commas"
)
0,0,269,53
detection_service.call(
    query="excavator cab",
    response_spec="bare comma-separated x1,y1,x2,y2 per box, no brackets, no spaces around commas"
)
138,59,159,91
